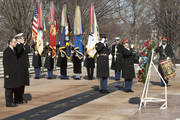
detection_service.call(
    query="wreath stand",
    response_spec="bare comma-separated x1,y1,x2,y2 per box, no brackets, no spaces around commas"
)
139,50,167,110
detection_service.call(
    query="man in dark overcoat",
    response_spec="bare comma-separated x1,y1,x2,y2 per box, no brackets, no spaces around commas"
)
32,41,42,79
155,37,174,86
121,38,136,92
14,33,30,104
3,37,22,107
95,37,110,93
111,37,123,80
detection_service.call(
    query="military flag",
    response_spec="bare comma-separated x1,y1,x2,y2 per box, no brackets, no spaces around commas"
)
86,4,99,58
74,5,84,60
48,0,58,58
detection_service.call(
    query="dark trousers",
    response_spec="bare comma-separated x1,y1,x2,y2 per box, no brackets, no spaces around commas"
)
34,67,40,78
14,86,24,103
100,77,108,90
124,79,133,90
5,88,17,105
115,70,121,80
158,65,168,85
48,69,53,78
87,67,94,79
60,68,68,79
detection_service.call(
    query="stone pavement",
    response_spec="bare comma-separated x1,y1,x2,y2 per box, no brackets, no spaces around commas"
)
0,66,180,120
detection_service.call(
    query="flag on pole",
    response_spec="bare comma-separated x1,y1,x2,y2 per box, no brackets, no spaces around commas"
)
32,2,38,42
86,4,99,58
36,0,44,55
48,0,58,58
59,4,71,59
74,5,84,60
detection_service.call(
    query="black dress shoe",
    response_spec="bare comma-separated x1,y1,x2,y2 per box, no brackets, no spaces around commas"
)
48,77,52,79
103,90,110,93
6,103,17,107
123,89,129,93
129,89,134,92
99,90,103,93
35,77,40,79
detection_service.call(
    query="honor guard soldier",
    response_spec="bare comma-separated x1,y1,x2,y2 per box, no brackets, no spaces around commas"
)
71,46,83,80
111,37,123,80
121,38,136,92
32,41,42,79
14,33,29,104
44,42,54,79
95,36,110,93
155,37,174,86
3,37,21,107
56,44,69,79
84,53,95,80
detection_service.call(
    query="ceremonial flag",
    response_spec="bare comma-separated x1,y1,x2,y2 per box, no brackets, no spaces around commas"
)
32,2,38,42
36,0,44,55
86,4,99,58
59,4,71,59
48,0,58,58
74,6,84,60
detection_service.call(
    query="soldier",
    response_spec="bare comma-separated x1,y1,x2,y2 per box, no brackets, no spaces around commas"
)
56,45,68,79
155,37,174,87
111,37,123,80
71,46,83,80
14,33,29,104
32,41,42,79
44,42,54,79
121,38,136,92
95,36,110,93
3,37,21,107
84,53,95,80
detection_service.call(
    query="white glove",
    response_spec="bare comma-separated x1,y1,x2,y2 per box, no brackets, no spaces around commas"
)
131,44,134,48
35,51,38,55
167,57,170,60
46,42,49,46
48,52,51,56
159,41,162,47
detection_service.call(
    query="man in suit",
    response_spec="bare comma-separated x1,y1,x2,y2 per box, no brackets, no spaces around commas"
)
155,37,174,86
14,33,29,104
95,36,110,93
111,37,123,80
32,41,42,79
3,37,22,107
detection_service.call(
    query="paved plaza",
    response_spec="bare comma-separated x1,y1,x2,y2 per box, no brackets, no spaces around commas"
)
0,66,180,120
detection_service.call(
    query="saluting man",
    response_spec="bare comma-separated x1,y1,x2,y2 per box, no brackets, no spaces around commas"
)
14,33,29,104
32,41,42,79
111,37,123,80
95,36,110,93
121,38,136,92
155,37,174,87
44,42,54,79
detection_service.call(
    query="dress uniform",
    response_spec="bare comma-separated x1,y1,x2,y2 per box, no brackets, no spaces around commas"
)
14,33,29,104
155,37,174,86
56,44,68,79
72,47,83,80
32,42,42,79
44,42,54,79
121,38,136,92
95,37,110,93
3,38,22,107
111,37,123,80
85,54,95,80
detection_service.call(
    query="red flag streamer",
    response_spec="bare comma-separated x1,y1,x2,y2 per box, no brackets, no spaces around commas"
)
38,1,43,30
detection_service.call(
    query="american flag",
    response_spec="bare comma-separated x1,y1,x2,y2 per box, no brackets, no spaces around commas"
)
32,3,38,42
